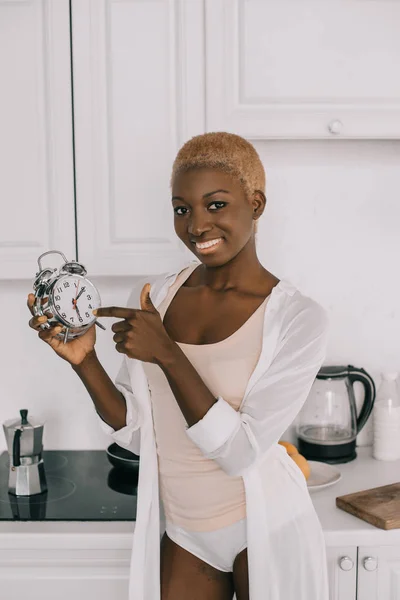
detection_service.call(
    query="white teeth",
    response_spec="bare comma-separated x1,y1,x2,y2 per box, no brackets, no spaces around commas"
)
195,238,222,249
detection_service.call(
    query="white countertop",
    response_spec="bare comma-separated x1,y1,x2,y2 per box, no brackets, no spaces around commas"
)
310,445,400,546
1,446,399,549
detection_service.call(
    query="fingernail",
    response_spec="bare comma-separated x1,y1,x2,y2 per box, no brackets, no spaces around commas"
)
38,316,46,322
92,309,97,315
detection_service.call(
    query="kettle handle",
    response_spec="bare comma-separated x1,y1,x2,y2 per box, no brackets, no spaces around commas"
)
12,428,22,467
347,366,376,433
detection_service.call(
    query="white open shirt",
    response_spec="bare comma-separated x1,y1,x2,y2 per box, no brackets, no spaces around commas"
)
98,259,330,600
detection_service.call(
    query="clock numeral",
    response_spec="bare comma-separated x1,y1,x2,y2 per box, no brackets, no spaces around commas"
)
55,305,60,310
62,313,67,318
69,317,74,323
88,304,93,309
63,281,70,288
55,295,61,301
57,287,63,293
87,294,92,300
78,317,83,323
85,312,90,318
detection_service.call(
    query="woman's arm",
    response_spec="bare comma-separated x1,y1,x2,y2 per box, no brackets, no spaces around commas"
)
158,299,329,478
74,351,143,455
73,279,147,452
72,350,127,431
156,347,218,427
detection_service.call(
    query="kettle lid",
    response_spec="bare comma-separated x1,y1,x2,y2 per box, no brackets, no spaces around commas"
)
3,409,44,431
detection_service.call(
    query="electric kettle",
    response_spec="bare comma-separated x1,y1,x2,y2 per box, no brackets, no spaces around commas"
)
296,365,376,463
2,409,47,495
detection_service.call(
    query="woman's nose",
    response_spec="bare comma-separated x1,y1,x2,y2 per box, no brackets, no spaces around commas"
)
188,214,212,236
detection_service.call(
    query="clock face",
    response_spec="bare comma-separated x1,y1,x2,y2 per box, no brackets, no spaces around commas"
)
50,275,101,328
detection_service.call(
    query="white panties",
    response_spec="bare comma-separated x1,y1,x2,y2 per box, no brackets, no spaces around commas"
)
165,517,247,573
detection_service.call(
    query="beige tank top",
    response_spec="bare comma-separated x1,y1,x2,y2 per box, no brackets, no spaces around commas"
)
143,266,270,532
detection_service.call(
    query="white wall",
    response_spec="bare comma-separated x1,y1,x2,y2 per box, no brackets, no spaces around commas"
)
1,140,399,452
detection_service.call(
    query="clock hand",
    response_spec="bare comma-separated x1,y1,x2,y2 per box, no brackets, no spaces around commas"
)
75,286,86,301
72,287,85,311
75,304,82,321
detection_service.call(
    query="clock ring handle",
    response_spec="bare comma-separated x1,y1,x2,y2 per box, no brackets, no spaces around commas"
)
60,261,87,277
37,250,68,271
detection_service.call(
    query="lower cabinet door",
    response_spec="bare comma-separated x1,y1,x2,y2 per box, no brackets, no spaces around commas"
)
0,548,130,600
326,546,357,600
3,579,129,600
358,545,400,600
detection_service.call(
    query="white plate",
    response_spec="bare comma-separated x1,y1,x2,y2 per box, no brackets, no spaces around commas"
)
307,461,342,491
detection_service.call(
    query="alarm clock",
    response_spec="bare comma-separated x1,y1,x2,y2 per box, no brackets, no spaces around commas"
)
33,250,105,343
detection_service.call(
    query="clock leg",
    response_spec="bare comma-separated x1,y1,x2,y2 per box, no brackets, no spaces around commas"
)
95,320,106,331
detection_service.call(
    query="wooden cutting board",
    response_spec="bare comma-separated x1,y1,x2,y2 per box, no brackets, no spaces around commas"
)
336,482,400,530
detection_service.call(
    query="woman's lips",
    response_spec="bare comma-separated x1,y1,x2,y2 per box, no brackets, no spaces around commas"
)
193,238,223,254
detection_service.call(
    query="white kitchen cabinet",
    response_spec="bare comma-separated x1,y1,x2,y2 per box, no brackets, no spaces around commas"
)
4,0,400,280
205,0,400,140
2,535,400,600
0,523,132,600
326,546,357,600
0,548,130,600
70,0,205,276
325,543,400,600
357,545,400,600
0,0,76,279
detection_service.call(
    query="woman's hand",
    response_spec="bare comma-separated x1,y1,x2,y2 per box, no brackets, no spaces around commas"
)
27,293,97,366
94,283,176,365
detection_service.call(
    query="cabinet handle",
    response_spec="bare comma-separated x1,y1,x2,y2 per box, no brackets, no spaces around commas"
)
328,119,343,135
339,556,354,571
363,556,378,571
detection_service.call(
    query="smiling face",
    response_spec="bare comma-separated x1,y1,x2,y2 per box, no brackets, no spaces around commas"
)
171,168,265,264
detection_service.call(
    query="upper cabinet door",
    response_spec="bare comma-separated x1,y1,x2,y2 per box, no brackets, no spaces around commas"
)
205,0,400,139
0,0,76,279
71,0,205,276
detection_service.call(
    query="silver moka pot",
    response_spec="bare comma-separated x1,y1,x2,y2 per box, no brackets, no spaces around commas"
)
3,409,47,496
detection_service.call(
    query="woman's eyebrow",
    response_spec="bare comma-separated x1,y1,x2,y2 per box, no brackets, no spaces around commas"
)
171,189,230,202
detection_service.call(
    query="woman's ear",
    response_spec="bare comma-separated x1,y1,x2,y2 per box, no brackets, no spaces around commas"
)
252,190,266,218
252,190,266,237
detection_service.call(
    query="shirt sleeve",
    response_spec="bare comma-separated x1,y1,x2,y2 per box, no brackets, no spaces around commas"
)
96,356,143,456
185,299,329,477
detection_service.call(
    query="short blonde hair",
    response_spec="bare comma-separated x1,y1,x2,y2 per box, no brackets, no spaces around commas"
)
171,131,265,199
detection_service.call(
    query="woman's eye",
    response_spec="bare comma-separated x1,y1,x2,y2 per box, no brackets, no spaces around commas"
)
174,202,226,216
209,202,226,210
174,207,187,216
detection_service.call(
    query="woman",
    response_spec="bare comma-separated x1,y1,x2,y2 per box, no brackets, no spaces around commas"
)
27,132,329,600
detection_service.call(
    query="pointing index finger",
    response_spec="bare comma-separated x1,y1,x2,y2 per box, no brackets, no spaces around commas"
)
93,306,137,319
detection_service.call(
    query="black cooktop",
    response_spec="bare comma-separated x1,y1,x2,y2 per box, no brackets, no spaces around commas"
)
0,450,138,521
